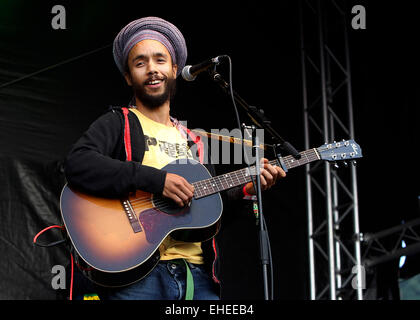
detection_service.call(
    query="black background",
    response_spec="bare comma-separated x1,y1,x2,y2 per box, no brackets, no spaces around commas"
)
0,0,419,300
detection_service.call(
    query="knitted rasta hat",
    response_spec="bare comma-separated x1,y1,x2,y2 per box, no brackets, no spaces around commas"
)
113,16,187,77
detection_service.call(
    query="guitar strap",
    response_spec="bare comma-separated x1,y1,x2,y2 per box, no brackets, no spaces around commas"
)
121,107,195,300
184,260,194,300
176,122,204,164
122,107,132,161
175,259,194,300
191,129,268,151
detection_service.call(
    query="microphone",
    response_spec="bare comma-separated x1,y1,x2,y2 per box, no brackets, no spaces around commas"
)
181,55,226,81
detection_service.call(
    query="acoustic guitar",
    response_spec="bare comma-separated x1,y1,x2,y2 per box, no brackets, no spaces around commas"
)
60,140,362,287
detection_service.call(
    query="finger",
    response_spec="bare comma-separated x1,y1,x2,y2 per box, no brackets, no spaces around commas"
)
261,167,273,180
178,176,194,195
257,158,267,168
176,188,192,205
170,193,185,207
179,180,194,199
269,164,286,179
259,174,268,190
179,180,196,203
187,182,195,194
264,164,278,181
261,168,274,188
169,176,192,197
277,166,286,178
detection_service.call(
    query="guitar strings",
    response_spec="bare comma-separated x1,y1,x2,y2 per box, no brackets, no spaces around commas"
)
127,150,321,209
128,146,351,210
128,166,254,206
128,154,321,207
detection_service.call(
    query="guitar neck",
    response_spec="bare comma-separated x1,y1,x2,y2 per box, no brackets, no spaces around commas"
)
193,148,320,199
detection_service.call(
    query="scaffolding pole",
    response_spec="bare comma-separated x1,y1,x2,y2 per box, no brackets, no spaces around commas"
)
299,0,363,300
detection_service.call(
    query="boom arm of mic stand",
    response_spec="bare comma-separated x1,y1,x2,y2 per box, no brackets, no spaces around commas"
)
209,71,301,159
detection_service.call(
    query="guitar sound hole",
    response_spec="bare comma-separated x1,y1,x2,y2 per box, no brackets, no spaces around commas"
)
152,194,188,216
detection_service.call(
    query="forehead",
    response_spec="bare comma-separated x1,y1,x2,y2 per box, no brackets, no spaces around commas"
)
128,39,171,59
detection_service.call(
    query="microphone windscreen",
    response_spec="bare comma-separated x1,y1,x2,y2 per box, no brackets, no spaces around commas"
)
181,65,196,81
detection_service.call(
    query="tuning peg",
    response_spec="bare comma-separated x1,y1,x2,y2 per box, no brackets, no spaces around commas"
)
343,161,348,167
352,160,357,166
333,162,339,169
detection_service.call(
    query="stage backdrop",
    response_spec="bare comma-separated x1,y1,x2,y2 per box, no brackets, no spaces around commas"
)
0,0,418,300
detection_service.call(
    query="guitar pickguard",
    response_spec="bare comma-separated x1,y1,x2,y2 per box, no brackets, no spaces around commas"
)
138,206,192,244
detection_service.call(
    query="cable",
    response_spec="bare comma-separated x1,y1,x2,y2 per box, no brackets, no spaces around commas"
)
33,225,65,247
262,213,274,300
223,56,275,300
70,253,74,300
33,225,73,300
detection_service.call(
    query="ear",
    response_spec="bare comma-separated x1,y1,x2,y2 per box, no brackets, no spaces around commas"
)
124,72,133,86
172,64,178,78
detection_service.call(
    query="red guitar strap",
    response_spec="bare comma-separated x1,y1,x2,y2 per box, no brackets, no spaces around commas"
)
122,107,132,161
176,122,204,164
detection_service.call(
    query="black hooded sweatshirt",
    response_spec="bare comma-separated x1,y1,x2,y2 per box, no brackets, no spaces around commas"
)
64,106,245,293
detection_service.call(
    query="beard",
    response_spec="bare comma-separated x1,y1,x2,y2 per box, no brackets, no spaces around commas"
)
132,76,177,109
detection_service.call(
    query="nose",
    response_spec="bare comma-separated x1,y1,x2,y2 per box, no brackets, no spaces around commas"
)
146,60,158,75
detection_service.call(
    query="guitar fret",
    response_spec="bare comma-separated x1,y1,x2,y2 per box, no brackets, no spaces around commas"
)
194,148,322,199
216,175,224,190
217,176,224,190
210,179,217,194
282,149,318,169
226,173,234,188
232,171,242,186
223,176,230,190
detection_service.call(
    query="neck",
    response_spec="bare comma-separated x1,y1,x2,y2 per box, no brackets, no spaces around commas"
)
134,98,172,127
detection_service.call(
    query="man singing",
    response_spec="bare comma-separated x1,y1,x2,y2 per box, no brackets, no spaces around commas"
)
64,16,285,300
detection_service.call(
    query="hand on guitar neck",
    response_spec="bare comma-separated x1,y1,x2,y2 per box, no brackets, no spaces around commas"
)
162,173,195,207
243,158,287,195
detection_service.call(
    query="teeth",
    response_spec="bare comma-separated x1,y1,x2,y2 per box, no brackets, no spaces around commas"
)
148,80,161,85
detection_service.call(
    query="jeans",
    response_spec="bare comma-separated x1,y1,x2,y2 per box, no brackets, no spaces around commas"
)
96,260,220,300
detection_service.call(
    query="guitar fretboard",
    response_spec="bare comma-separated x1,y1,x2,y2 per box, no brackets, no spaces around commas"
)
193,148,320,199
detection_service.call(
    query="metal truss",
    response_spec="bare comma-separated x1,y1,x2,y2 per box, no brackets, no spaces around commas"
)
362,218,420,270
299,0,363,300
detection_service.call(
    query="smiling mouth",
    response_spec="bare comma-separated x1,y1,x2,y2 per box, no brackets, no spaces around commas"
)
145,78,164,87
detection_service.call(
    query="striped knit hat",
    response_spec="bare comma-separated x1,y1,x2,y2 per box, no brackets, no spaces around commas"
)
113,17,187,77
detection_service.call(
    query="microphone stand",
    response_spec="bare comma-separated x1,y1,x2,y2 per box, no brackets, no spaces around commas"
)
253,130,270,300
208,70,300,300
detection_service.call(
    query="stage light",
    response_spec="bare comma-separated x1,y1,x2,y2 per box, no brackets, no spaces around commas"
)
399,240,406,268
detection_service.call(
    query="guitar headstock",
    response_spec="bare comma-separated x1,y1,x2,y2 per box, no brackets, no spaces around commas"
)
317,140,363,163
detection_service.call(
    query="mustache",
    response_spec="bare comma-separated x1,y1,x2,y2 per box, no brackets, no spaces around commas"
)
143,75,166,85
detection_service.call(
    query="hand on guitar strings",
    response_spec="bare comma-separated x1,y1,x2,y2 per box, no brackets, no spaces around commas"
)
162,173,195,207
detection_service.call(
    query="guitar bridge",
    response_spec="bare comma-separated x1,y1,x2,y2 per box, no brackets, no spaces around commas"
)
121,199,142,233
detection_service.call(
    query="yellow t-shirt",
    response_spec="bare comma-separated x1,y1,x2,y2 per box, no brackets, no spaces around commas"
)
130,108,204,264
